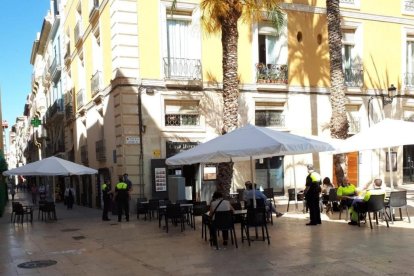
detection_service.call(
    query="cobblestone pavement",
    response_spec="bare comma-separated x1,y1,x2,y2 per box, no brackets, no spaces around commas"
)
2,188,414,276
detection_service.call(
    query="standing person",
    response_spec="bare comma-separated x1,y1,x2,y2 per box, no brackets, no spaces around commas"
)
65,186,75,209
304,164,322,226
31,184,38,205
123,173,132,192
115,176,129,222
10,183,16,201
101,179,112,221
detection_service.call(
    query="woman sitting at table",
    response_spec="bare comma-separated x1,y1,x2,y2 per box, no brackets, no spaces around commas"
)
337,177,357,208
209,191,234,247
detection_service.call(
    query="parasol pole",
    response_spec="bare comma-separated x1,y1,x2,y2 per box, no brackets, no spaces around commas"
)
250,156,256,208
292,155,298,211
387,147,394,189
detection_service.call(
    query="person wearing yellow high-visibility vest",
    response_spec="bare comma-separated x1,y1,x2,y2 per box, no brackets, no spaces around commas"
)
115,176,130,222
101,179,112,221
304,164,322,226
348,179,385,225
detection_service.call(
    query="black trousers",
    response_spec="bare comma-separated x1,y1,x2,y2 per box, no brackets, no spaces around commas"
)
102,198,110,220
307,197,321,224
117,200,129,222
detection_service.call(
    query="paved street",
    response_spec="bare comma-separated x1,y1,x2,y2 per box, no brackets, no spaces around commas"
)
2,190,414,276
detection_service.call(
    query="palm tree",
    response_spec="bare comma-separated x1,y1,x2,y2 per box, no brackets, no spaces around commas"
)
326,0,348,184
199,0,284,197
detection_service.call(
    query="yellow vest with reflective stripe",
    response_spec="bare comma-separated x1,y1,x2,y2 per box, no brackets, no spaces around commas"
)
102,183,107,190
116,182,128,190
310,172,321,183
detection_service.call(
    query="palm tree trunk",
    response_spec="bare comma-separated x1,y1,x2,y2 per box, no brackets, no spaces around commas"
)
326,0,348,184
217,3,241,198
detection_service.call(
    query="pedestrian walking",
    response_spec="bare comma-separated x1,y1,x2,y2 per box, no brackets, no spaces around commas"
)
115,176,129,222
101,179,112,221
65,186,75,209
10,183,16,201
31,184,38,205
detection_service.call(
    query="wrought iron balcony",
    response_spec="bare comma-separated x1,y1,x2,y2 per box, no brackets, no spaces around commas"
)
91,71,102,98
165,114,199,126
255,111,285,127
95,139,106,161
163,57,202,81
405,0,414,12
344,67,363,87
256,63,288,84
77,89,85,109
65,103,74,121
50,56,61,81
404,73,414,87
45,98,64,124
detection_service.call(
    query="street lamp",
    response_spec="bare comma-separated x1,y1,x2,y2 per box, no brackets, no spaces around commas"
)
383,84,396,106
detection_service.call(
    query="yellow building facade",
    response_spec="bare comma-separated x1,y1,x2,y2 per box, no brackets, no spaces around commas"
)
38,0,414,208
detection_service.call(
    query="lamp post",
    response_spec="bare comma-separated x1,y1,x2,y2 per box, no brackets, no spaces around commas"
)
382,84,396,105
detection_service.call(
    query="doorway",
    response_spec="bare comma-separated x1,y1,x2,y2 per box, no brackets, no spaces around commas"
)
403,145,414,183
255,156,284,195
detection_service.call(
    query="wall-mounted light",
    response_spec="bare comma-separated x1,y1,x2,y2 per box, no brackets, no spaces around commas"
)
383,84,396,106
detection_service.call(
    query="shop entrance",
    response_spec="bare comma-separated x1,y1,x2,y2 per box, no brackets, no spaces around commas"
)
403,145,414,183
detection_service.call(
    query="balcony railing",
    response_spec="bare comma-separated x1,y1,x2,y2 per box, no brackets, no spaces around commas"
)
256,63,288,84
77,89,85,109
163,57,202,80
95,139,106,161
165,114,200,126
50,57,61,79
48,98,64,119
91,71,102,97
255,111,285,127
344,67,363,87
405,0,414,12
404,73,414,87
65,103,74,120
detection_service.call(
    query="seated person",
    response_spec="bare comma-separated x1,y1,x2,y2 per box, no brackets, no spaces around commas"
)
348,179,386,225
244,183,283,218
209,191,234,246
321,177,334,205
337,177,357,208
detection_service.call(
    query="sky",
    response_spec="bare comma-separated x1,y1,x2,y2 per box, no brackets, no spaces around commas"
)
0,1,50,131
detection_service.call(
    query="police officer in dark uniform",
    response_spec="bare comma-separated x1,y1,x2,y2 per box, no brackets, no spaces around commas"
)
102,179,112,221
115,176,129,222
304,164,322,226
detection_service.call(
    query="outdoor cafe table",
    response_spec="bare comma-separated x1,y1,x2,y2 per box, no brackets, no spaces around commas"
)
158,203,194,229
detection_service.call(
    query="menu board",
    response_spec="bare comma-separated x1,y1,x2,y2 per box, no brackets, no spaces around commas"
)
154,168,167,191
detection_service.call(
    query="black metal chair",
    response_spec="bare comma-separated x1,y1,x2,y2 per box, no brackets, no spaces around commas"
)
147,199,160,220
263,188,276,209
211,211,238,250
136,198,148,220
39,202,57,221
385,190,411,223
287,188,305,213
357,194,389,229
164,203,185,233
192,201,208,230
13,203,33,223
242,207,270,246
10,201,21,223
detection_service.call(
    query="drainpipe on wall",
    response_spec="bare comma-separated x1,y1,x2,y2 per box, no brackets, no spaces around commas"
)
138,86,145,198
